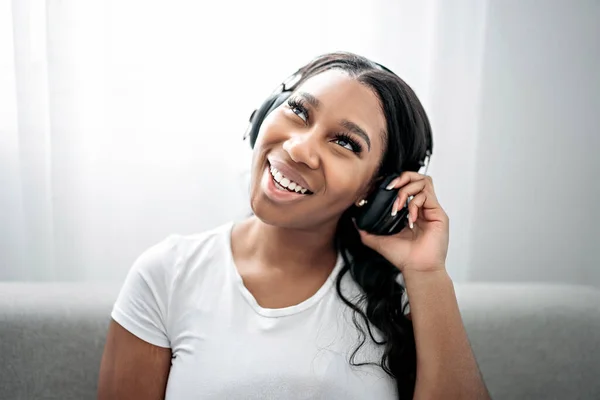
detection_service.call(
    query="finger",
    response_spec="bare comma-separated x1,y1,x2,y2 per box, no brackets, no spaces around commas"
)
415,176,442,211
392,180,427,216
385,171,426,191
398,176,443,212
391,194,403,217
407,192,427,224
421,176,441,206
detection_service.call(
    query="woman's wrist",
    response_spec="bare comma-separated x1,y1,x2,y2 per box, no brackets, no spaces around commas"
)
402,265,451,286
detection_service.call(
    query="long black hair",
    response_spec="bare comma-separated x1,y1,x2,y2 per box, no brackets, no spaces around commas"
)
289,52,433,399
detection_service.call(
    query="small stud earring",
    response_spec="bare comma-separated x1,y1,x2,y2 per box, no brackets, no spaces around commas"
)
357,199,367,207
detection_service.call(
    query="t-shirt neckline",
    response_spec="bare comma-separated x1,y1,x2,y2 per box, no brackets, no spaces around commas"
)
224,221,344,318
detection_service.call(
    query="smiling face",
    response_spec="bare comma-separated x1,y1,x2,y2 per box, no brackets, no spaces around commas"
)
249,69,388,231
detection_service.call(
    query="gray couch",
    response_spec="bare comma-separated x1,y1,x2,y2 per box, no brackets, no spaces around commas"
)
1,282,599,399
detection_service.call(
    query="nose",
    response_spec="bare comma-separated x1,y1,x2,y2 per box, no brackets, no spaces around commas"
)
282,131,320,170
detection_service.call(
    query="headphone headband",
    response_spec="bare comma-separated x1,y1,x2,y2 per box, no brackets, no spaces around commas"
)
244,59,432,173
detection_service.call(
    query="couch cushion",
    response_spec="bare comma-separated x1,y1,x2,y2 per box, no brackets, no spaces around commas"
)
0,283,120,400
1,282,599,399
455,283,600,399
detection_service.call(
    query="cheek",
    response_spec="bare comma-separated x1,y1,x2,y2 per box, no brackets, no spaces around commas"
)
323,166,366,203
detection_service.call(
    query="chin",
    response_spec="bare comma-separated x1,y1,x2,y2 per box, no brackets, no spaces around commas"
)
250,196,345,235
249,195,303,229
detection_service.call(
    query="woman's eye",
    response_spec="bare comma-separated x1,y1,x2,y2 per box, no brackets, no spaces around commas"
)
335,138,354,151
286,98,309,123
291,106,308,122
333,134,363,154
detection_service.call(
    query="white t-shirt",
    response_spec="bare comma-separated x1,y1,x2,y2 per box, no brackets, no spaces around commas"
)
111,221,399,399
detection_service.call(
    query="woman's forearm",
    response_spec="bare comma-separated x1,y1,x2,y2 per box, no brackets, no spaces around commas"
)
403,268,490,399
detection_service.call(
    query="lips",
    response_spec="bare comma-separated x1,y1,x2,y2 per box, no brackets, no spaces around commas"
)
267,158,313,193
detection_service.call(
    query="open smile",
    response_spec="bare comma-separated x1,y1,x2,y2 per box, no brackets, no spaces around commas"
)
261,162,314,204
268,163,313,195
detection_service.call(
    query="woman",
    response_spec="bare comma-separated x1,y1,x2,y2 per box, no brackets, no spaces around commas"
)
98,52,490,399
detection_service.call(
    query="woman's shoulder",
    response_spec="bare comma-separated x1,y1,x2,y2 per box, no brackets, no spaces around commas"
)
112,221,236,347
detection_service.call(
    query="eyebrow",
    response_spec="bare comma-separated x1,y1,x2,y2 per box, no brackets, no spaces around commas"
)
298,92,321,110
298,92,372,152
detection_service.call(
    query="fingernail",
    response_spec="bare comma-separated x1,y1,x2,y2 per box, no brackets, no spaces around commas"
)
391,204,397,217
408,215,414,230
386,181,395,190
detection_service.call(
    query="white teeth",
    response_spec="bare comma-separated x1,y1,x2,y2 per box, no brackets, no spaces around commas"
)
269,164,309,194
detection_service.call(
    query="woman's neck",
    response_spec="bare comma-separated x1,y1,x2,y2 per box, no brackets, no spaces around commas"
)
232,215,338,274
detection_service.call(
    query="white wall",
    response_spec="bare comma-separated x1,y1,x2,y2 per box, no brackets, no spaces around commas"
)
3,0,598,285
467,0,600,286
1,0,443,282
425,0,489,282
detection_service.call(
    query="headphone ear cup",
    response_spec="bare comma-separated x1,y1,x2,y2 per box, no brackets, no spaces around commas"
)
248,91,292,148
354,174,409,235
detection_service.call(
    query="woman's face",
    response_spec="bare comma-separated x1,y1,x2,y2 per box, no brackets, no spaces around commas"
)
249,69,387,230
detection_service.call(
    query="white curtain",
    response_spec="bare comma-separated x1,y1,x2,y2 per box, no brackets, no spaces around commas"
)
1,0,486,281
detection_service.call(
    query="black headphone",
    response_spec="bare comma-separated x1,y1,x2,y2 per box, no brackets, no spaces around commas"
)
243,60,432,236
